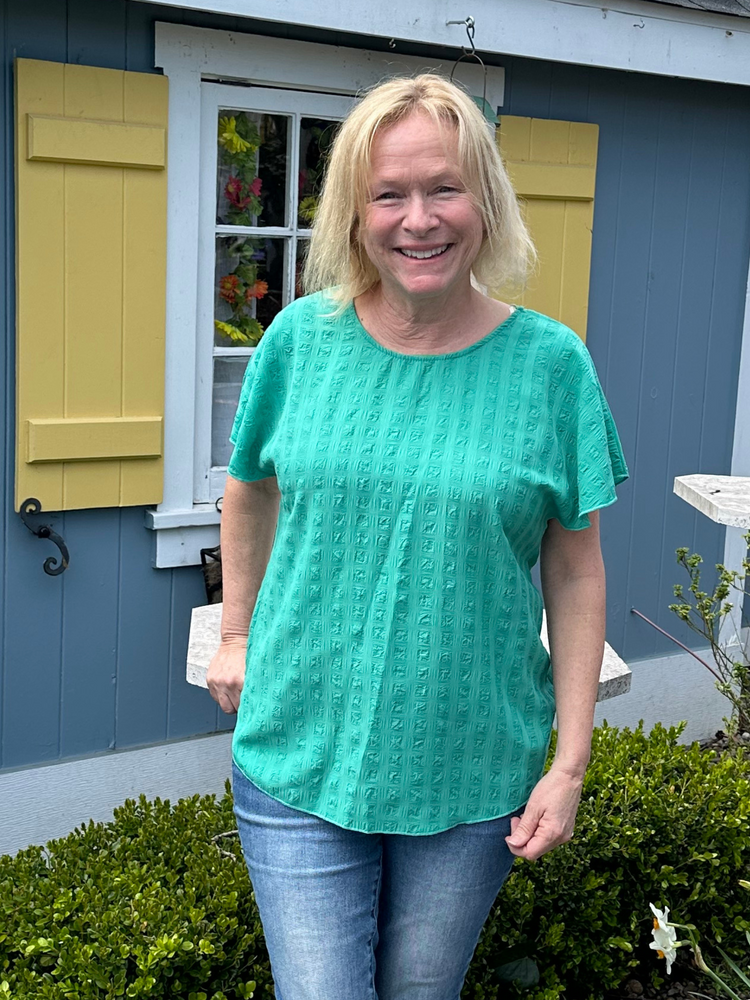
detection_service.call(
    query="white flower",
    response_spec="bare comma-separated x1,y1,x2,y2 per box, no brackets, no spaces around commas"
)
649,903,680,975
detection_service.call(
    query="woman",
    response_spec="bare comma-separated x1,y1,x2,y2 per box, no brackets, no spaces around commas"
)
207,74,628,1000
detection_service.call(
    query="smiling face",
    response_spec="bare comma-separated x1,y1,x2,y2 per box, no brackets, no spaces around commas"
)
359,111,484,307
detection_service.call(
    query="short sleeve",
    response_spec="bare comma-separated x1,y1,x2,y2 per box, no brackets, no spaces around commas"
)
551,340,629,531
227,318,286,483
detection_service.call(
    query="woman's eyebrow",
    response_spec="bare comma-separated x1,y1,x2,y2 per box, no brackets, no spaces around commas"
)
370,169,464,188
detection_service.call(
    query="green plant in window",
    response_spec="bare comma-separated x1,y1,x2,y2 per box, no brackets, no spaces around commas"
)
216,113,268,345
298,123,338,225
215,238,268,347
218,114,264,227
298,195,318,225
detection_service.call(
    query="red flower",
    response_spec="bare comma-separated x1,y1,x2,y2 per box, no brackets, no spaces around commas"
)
245,279,268,301
219,274,240,304
225,175,252,210
249,176,262,197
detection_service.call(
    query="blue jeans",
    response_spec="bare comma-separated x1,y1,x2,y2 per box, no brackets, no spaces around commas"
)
232,761,523,1000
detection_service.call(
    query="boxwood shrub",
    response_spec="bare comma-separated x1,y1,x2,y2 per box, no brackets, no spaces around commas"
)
0,788,270,999
467,721,750,999
1,721,748,999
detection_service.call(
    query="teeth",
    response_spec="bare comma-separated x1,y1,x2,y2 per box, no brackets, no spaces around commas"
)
400,245,449,259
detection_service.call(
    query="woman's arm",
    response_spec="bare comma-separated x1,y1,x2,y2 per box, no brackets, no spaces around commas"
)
206,473,280,714
505,510,606,861
541,510,606,777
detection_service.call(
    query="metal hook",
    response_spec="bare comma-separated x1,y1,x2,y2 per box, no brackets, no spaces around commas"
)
19,498,70,576
446,16,476,55
446,16,489,120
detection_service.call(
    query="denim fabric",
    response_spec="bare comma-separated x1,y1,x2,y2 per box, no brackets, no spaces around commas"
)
232,761,524,1000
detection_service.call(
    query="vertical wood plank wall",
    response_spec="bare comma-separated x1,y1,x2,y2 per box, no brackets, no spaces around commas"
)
1,0,749,770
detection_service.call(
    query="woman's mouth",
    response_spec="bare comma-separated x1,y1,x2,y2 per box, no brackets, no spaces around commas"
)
396,244,451,259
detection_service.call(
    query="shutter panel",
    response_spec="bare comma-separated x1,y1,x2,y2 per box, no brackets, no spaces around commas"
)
496,116,599,341
14,59,167,512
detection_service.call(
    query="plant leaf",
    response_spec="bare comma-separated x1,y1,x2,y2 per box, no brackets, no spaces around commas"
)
495,957,540,986
716,944,750,989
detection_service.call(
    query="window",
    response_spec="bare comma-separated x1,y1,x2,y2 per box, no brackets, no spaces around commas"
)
195,85,352,503
149,23,504,567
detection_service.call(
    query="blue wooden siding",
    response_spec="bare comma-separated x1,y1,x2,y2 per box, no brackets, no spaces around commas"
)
1,0,749,771
505,60,750,657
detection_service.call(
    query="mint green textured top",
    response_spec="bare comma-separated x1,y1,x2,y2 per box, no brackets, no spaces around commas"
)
228,292,628,835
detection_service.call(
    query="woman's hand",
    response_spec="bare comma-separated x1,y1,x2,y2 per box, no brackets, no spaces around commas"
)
207,637,248,714
208,474,280,716
504,763,585,862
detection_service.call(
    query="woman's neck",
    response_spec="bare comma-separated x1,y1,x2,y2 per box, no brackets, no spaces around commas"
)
354,283,510,356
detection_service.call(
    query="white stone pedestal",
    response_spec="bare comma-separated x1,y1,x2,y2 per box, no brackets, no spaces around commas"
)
674,474,750,646
186,603,632,702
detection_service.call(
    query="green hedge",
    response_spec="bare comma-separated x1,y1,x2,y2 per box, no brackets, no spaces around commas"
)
467,722,750,999
0,790,270,999
1,721,748,999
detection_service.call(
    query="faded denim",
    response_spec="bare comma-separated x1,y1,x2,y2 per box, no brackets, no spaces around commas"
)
232,761,523,1000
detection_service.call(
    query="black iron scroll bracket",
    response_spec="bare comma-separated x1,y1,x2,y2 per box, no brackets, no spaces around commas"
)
19,498,70,576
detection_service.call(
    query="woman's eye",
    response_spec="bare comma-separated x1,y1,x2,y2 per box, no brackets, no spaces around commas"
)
436,185,458,194
375,191,398,201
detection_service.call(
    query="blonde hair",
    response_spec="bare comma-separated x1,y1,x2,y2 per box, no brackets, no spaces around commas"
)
302,73,536,304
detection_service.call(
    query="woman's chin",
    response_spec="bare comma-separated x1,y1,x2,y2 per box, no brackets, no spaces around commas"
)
389,272,470,302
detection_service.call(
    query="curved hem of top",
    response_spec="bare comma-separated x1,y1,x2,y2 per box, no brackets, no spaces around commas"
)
346,301,525,361
231,755,531,836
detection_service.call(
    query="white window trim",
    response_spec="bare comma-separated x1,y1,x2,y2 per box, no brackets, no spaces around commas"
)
147,22,504,568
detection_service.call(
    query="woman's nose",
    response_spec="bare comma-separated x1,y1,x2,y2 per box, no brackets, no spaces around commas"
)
403,194,438,233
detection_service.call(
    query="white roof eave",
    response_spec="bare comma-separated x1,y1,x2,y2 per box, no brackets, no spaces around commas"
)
142,0,750,88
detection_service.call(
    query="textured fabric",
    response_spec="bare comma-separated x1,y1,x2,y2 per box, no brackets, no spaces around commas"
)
232,759,522,1000
228,292,628,835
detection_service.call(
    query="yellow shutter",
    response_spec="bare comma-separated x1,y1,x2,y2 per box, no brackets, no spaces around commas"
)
14,59,168,512
496,116,599,341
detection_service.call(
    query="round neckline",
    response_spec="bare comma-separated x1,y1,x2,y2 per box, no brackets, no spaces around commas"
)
347,302,524,360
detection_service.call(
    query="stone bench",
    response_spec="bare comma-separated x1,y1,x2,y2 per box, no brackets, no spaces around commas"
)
187,603,632,702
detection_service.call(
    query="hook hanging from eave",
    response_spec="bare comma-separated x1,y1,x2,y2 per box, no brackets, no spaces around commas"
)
445,16,496,125
446,15,476,55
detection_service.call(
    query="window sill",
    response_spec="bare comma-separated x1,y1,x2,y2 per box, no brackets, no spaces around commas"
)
144,506,221,568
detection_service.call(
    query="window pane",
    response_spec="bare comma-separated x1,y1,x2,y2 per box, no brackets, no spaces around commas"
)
298,118,340,228
212,357,248,468
214,235,287,347
294,238,309,299
217,111,288,227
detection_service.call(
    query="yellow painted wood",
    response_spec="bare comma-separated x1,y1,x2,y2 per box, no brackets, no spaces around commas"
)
27,115,165,169
568,121,598,167
496,115,599,340
15,59,66,511
27,417,163,463
530,118,570,163
120,71,169,507
504,162,595,200
497,115,531,162
15,58,167,511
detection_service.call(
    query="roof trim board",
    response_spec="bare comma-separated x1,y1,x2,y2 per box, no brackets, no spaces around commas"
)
644,0,750,18
144,0,750,87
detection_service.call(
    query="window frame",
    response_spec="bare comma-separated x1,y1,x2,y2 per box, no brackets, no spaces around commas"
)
148,22,505,568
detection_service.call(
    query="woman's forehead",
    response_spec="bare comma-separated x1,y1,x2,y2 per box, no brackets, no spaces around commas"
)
369,113,462,169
